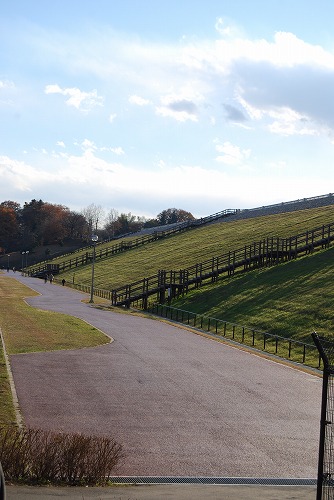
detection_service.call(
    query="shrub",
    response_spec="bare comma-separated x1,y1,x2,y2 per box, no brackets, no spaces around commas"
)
0,426,124,485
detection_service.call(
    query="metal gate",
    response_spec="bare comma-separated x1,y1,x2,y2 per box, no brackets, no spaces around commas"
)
313,332,334,500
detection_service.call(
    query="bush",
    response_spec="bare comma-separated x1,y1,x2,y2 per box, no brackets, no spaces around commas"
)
0,426,124,485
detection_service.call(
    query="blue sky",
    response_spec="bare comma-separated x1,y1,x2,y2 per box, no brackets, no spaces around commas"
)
1,0,334,219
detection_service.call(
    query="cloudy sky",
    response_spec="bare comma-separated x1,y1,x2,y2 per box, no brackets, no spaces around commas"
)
1,0,334,219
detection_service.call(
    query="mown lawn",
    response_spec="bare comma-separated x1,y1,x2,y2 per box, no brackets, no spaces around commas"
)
0,345,16,426
172,245,334,344
0,277,110,354
55,204,334,291
0,275,110,425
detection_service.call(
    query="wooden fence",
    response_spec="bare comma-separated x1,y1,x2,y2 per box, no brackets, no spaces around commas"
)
111,221,334,308
29,209,237,277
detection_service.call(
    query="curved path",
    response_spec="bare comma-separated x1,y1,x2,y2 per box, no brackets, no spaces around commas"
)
4,272,321,478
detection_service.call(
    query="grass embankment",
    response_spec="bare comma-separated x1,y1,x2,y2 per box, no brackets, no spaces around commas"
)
0,276,110,425
0,277,109,354
173,245,334,344
22,204,334,355
55,205,334,291
34,204,334,350
0,345,14,425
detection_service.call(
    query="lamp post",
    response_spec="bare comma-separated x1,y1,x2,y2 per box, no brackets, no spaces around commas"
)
21,251,29,275
89,235,98,303
21,252,25,274
25,251,29,274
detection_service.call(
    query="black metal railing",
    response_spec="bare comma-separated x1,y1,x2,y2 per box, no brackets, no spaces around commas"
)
313,333,334,500
149,304,322,369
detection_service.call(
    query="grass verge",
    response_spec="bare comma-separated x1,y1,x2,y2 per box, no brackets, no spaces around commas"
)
172,245,334,344
0,275,110,425
0,277,110,354
0,344,16,426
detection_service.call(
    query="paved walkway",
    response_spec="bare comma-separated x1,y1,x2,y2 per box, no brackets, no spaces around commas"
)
1,271,323,497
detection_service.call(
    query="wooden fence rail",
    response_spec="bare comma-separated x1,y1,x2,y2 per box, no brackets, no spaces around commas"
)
111,221,334,308
29,209,237,277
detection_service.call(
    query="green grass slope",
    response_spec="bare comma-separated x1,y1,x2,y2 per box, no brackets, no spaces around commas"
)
32,203,334,353
56,204,334,291
172,245,334,344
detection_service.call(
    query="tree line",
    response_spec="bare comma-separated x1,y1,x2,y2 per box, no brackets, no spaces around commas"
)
0,199,194,253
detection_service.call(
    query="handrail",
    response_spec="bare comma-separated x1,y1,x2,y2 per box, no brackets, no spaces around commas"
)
28,209,238,276
149,304,322,370
239,192,333,213
28,192,334,277
111,221,334,307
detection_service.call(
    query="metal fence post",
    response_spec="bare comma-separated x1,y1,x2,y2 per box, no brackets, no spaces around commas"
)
312,332,334,500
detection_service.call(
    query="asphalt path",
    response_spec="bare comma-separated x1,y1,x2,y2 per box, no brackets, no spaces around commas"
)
4,272,322,480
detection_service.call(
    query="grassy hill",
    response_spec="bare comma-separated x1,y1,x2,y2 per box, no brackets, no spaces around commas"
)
53,204,334,291
36,203,334,346
172,245,334,344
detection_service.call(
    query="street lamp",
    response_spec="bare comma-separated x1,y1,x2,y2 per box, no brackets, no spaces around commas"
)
21,251,29,275
25,251,29,274
21,252,25,274
89,235,98,303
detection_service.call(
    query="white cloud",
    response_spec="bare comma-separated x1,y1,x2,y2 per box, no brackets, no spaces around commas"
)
32,26,334,134
270,32,334,69
80,139,97,151
0,80,15,90
45,84,103,111
0,155,55,193
129,95,150,106
156,93,199,122
110,147,124,155
0,79,16,106
0,150,333,217
215,17,243,39
267,108,319,136
215,141,251,165
156,104,198,122
3,19,334,216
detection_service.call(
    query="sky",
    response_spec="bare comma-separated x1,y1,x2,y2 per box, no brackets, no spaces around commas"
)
1,0,334,220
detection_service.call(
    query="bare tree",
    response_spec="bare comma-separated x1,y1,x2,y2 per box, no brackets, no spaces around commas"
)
104,208,119,239
81,204,105,236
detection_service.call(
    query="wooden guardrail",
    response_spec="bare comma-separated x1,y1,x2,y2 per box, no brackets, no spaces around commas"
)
27,192,334,277
111,222,334,308
29,209,237,277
